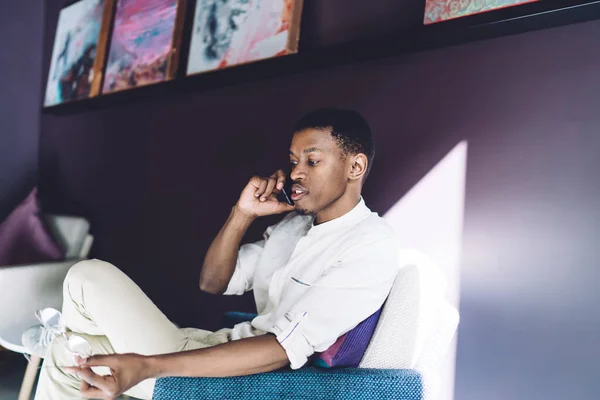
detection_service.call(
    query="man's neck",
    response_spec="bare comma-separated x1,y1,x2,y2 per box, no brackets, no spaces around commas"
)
314,194,361,225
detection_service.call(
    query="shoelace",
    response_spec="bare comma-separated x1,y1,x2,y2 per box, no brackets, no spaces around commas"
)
23,327,88,369
39,326,58,348
23,309,81,369
35,309,65,332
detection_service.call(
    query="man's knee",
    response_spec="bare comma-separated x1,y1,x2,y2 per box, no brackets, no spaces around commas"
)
65,259,120,289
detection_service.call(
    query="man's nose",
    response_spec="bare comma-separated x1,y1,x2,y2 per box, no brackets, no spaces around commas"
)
290,167,304,182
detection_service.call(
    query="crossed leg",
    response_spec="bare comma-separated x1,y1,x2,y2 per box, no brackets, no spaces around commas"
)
34,259,229,399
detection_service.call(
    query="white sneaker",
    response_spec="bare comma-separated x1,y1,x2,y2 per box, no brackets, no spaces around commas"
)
21,308,65,359
21,324,56,359
21,307,93,360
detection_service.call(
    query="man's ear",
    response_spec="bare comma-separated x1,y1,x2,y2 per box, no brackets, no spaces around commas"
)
348,154,368,182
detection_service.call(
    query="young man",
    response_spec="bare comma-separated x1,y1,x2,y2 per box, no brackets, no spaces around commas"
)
33,108,400,399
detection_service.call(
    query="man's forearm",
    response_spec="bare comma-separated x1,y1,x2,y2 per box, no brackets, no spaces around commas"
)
199,205,255,294
146,334,289,379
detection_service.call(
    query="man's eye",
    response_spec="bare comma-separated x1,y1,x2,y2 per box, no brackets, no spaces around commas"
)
290,161,298,167
309,160,319,166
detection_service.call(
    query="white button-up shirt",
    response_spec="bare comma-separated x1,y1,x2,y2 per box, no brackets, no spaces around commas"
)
225,198,400,369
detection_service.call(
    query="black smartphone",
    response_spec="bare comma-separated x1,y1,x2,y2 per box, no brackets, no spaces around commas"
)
279,174,295,206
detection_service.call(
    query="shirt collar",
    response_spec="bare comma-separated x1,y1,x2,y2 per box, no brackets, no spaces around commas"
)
307,197,371,235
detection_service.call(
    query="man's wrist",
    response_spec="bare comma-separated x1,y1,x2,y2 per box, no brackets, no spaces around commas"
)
144,355,165,379
232,204,257,224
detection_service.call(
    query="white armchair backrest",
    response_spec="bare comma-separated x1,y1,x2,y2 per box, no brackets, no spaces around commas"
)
360,249,458,372
44,214,92,259
415,299,459,373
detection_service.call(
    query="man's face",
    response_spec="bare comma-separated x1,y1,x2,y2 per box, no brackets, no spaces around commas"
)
288,128,349,216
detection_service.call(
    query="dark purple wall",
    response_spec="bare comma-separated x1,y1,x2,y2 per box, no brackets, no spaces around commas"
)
38,2,600,399
0,0,44,221
38,0,430,329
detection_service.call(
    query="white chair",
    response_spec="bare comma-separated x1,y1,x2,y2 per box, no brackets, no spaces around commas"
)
360,248,460,399
0,214,93,400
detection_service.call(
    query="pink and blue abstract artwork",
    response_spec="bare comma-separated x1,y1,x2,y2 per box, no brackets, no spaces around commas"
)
103,0,178,93
45,0,104,106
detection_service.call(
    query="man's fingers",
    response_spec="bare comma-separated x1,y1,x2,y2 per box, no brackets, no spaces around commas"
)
254,179,268,199
75,367,113,393
80,379,106,399
63,366,77,375
77,354,112,367
254,171,286,199
275,202,295,214
80,379,90,391
261,177,278,201
273,170,286,190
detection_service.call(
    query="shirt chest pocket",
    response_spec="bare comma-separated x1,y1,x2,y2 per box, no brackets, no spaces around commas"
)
275,251,340,304
280,275,315,305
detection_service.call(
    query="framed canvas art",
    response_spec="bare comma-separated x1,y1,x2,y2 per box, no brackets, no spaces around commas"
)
186,0,304,76
424,0,540,25
44,0,113,107
102,0,186,94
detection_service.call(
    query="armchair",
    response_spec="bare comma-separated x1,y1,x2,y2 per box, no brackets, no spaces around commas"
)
0,214,93,400
154,250,459,400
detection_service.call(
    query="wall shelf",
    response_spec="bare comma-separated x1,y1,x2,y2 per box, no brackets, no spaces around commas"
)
42,0,600,115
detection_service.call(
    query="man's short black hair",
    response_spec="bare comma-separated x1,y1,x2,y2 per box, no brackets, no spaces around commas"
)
294,108,375,181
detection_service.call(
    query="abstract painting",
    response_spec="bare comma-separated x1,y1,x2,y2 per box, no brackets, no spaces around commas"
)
44,0,107,107
187,0,303,75
424,0,540,25
102,0,185,93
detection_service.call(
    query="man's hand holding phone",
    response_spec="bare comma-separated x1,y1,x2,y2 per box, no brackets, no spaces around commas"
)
236,170,295,218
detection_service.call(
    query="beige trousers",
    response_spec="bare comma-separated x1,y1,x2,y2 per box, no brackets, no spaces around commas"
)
34,259,230,400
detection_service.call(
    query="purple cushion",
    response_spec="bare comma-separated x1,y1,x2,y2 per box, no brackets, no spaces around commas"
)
312,307,382,368
0,188,64,266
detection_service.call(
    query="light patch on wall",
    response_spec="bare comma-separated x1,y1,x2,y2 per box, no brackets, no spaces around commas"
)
383,140,468,400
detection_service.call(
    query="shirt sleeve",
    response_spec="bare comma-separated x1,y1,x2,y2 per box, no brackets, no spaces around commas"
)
222,240,265,295
223,223,276,296
268,236,400,369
